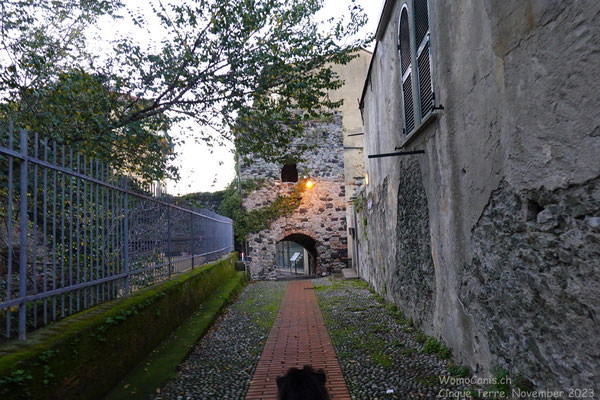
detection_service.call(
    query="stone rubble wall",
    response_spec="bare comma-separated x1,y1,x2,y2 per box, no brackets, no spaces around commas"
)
462,178,600,390
240,114,345,181
241,115,348,279
244,180,347,280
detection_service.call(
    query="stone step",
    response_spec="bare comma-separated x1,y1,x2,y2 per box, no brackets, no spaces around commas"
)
341,268,358,280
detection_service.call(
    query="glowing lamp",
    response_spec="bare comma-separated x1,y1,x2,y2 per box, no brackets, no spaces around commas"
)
305,180,314,189
365,172,369,186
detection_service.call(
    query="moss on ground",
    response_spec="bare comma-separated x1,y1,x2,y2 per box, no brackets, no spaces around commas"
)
104,272,247,400
316,281,396,370
237,287,283,330
0,253,238,400
315,276,474,397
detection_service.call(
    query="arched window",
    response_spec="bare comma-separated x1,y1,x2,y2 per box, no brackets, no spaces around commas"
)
399,6,414,135
398,0,436,137
281,163,298,182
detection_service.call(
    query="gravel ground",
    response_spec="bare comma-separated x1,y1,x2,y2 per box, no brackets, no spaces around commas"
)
154,277,475,400
155,281,287,400
312,276,472,399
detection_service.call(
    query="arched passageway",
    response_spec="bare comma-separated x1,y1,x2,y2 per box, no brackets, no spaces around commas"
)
276,233,318,276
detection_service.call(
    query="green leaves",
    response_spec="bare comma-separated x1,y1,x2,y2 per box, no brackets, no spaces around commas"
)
1,69,177,182
1,0,368,181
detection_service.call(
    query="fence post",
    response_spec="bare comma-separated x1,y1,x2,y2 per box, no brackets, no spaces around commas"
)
167,201,172,278
231,221,235,253
6,122,14,338
124,176,130,295
190,212,194,270
18,129,28,340
203,213,208,262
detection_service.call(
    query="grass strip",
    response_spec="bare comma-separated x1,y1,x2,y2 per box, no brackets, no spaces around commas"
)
104,271,247,400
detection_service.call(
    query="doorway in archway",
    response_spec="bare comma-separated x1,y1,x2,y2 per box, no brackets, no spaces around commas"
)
276,233,318,276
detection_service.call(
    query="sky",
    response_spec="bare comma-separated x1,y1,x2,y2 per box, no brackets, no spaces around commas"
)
89,0,383,195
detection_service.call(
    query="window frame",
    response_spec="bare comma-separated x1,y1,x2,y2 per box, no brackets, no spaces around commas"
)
397,0,440,146
414,0,434,120
398,4,414,136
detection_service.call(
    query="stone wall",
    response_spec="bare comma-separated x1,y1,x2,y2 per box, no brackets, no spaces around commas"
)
393,159,435,328
241,115,348,279
462,178,600,390
181,191,225,213
357,0,600,391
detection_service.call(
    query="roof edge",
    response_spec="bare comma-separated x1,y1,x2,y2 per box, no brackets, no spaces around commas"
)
359,0,396,109
375,0,396,41
358,41,378,111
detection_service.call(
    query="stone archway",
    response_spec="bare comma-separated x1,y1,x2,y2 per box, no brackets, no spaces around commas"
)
276,228,319,276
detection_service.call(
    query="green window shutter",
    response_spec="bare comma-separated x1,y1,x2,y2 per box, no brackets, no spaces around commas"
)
414,0,434,119
399,7,415,135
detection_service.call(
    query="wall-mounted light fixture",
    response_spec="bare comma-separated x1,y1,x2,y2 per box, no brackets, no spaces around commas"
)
305,179,315,189
365,172,369,186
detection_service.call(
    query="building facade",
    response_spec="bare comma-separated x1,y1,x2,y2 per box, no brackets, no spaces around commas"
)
329,49,372,264
356,0,599,391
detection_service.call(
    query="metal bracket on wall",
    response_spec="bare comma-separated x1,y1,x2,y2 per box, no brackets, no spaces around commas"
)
368,150,424,158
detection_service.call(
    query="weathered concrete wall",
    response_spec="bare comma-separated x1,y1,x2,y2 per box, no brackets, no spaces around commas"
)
357,0,600,391
329,49,372,264
329,49,373,137
241,115,347,279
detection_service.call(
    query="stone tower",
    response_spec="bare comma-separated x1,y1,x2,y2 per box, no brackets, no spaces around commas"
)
240,113,347,280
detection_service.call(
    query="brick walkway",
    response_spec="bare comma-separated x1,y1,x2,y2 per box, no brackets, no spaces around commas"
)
246,281,350,399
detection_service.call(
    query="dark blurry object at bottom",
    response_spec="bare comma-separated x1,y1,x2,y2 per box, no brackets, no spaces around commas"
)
277,365,331,400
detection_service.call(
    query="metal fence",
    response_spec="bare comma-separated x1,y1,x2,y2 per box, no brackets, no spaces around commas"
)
0,123,234,341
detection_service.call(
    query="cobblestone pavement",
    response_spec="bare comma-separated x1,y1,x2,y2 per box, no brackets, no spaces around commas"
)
312,276,471,399
156,277,474,400
155,281,287,400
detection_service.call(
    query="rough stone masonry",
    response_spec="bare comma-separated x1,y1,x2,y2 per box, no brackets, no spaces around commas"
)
240,113,348,280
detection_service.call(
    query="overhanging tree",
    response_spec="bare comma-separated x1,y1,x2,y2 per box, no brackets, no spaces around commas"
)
1,0,368,180
1,0,177,181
